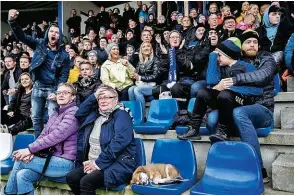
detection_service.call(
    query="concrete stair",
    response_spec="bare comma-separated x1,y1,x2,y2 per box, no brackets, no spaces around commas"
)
274,92,294,129
272,154,294,193
287,77,294,92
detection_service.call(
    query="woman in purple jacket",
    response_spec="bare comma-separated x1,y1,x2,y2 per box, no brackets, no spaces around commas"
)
4,83,79,195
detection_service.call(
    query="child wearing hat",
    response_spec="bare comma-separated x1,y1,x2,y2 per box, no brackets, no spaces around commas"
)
207,37,263,96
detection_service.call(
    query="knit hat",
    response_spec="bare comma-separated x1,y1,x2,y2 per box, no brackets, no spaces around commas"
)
87,50,97,57
106,43,119,55
216,37,241,60
268,5,281,14
100,26,106,30
238,30,259,45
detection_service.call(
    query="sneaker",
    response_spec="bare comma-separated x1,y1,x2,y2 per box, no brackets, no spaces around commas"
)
262,168,271,184
177,126,201,141
209,124,228,143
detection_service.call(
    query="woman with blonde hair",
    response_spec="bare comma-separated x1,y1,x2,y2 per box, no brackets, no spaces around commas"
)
128,42,165,115
247,4,262,28
100,43,135,101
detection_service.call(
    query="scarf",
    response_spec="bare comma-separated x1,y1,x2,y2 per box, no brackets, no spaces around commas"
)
98,103,134,122
167,47,177,89
263,7,279,42
77,75,98,89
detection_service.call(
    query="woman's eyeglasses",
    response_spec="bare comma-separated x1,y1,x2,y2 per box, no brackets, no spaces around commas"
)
56,91,72,95
98,96,116,101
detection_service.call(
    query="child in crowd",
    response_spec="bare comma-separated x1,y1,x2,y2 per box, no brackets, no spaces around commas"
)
237,14,257,31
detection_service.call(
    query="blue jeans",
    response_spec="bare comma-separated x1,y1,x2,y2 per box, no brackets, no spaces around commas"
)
190,80,207,98
233,104,274,168
4,156,74,195
31,81,58,138
128,85,154,115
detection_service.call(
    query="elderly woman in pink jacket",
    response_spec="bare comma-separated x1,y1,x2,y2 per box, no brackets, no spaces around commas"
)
4,83,79,195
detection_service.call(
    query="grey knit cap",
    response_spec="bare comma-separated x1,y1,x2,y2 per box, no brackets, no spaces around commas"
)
106,43,119,55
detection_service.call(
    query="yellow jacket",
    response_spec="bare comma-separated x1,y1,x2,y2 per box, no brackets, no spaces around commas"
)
100,59,135,91
67,66,80,84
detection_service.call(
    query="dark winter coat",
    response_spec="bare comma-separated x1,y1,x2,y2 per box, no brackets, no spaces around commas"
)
75,94,136,189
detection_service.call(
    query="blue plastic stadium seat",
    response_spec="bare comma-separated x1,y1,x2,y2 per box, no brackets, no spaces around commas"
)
134,99,178,134
132,139,197,195
1,134,35,175
274,73,281,96
105,138,147,191
121,100,144,125
191,141,264,195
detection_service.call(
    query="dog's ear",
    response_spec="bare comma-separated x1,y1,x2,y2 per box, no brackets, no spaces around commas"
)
130,166,145,185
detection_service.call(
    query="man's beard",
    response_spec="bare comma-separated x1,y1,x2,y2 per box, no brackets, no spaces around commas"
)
243,49,258,57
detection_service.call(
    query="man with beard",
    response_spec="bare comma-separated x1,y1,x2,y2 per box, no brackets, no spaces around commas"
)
8,9,70,138
231,30,276,183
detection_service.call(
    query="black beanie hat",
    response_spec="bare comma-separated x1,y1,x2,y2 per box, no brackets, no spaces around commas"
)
238,30,259,45
269,5,281,14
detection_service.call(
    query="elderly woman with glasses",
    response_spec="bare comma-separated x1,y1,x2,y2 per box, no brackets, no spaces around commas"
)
4,83,79,195
66,84,136,194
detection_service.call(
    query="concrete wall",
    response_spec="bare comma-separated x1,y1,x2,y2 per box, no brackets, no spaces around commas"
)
1,21,10,38
62,1,100,35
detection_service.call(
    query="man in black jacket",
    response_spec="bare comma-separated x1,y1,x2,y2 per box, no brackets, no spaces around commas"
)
231,30,276,183
66,9,82,35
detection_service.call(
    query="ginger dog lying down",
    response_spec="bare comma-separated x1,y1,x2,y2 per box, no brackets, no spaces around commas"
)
130,164,181,185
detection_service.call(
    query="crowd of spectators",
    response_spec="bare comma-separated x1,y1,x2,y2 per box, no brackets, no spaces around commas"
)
1,1,294,194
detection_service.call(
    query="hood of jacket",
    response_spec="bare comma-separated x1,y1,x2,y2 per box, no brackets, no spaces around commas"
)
43,23,63,50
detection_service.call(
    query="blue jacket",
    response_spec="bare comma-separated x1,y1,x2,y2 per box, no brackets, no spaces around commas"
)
285,33,294,73
8,21,70,87
75,94,136,189
206,52,263,96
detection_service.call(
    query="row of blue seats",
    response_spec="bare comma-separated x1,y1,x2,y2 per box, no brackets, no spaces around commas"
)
124,97,274,137
125,73,281,136
0,134,264,194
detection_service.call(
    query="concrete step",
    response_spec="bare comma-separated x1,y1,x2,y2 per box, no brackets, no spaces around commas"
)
281,107,294,130
287,77,294,92
272,154,294,193
263,183,294,195
274,92,294,128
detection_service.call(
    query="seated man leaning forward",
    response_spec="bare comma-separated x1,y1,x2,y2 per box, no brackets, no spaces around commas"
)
66,84,137,194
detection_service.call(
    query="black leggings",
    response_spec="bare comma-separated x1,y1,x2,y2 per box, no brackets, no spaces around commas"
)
66,167,105,195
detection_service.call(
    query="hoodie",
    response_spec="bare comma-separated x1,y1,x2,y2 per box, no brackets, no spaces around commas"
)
8,21,70,87
263,7,279,42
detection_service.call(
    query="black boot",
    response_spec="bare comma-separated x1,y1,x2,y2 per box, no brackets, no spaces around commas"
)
209,123,228,143
177,126,201,141
262,167,271,184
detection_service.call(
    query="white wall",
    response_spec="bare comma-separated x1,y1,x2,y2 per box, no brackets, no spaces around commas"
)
63,1,100,35
1,22,10,38
106,1,151,13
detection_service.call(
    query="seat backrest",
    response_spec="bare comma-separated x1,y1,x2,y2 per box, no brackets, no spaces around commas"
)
202,141,263,190
274,73,281,96
187,98,196,112
147,99,178,123
13,134,35,151
135,138,146,167
121,101,144,125
151,139,197,181
0,133,13,161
